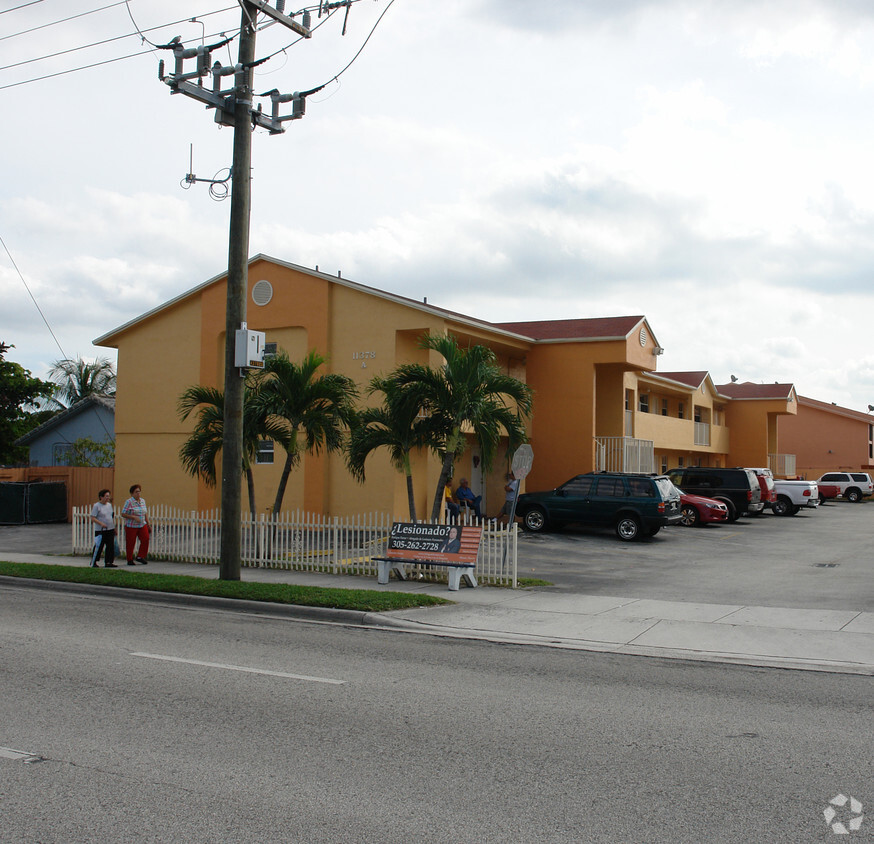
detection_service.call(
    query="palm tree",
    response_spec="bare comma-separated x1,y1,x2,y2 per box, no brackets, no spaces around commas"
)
347,374,435,521
256,350,358,516
177,381,286,516
48,356,116,408
393,333,533,521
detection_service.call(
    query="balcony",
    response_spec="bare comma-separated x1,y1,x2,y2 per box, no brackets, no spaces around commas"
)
694,421,710,446
769,453,796,477
595,437,655,474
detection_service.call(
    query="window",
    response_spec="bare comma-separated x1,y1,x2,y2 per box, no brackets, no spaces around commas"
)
678,402,684,420
256,440,274,464
627,478,655,497
678,457,685,468
661,399,668,416
264,342,278,358
563,476,594,496
639,394,649,413
661,455,668,474
594,477,627,497
52,443,73,466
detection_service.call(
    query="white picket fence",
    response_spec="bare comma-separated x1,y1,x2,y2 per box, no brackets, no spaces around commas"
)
72,504,518,587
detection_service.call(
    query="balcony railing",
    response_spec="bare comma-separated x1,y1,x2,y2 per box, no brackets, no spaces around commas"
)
694,421,710,446
595,437,655,474
769,453,796,477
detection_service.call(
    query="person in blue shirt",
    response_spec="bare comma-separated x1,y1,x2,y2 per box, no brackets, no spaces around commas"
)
455,478,482,519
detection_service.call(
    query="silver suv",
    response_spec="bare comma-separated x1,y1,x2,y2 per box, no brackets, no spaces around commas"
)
816,472,874,503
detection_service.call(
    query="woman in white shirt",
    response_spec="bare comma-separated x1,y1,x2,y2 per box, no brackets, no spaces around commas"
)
89,489,117,568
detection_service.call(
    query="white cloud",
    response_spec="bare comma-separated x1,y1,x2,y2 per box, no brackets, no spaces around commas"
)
4,0,874,414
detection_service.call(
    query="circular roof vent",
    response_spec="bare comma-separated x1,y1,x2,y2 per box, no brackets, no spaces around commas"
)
639,326,648,347
252,280,273,306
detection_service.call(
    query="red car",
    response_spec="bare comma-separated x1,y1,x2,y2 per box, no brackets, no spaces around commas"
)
674,486,730,526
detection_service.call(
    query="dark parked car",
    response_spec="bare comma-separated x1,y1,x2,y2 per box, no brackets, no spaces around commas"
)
516,472,682,541
666,467,763,521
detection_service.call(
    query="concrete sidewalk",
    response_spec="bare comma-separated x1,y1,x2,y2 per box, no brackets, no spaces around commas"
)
2,551,873,676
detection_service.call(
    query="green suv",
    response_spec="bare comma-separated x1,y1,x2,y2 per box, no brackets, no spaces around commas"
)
516,472,682,541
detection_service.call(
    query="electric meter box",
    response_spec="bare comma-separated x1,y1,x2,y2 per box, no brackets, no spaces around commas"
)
235,329,266,369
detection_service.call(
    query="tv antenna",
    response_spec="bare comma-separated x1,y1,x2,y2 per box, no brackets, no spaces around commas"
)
180,144,232,200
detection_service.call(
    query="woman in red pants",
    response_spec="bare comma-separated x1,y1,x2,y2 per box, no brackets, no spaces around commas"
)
121,483,150,565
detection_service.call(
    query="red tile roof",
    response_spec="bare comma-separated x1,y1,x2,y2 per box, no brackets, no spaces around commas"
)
492,316,646,341
715,381,795,399
652,371,709,388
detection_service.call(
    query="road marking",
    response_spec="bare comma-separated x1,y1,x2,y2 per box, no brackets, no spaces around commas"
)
0,746,42,763
130,652,345,684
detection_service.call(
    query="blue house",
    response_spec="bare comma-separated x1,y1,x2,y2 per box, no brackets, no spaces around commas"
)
16,397,115,467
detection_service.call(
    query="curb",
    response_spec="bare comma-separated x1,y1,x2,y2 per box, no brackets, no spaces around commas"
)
0,575,379,627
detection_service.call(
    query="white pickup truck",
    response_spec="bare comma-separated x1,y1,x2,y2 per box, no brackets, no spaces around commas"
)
771,479,819,516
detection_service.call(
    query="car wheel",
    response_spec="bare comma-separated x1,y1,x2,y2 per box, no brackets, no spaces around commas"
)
521,507,548,532
718,498,738,522
615,515,641,541
773,496,793,516
647,525,661,536
791,505,801,515
846,488,861,503
818,495,826,505
680,505,700,527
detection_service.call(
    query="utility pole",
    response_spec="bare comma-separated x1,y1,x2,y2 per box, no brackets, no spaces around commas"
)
159,0,364,580
219,4,257,581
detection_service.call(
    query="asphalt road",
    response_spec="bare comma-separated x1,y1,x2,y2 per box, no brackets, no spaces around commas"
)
1,584,871,843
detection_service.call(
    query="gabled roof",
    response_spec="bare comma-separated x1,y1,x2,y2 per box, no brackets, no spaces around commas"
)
94,254,517,348
650,371,710,389
714,381,796,401
15,396,115,446
798,394,873,423
490,315,648,342
94,255,657,353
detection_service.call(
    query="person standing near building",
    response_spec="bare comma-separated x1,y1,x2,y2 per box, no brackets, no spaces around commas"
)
89,489,117,568
121,483,150,565
496,472,520,525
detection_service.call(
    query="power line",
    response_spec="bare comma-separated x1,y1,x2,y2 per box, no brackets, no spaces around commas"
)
285,0,396,98
0,0,130,43
0,0,45,15
0,233,68,361
0,49,149,91
0,7,238,73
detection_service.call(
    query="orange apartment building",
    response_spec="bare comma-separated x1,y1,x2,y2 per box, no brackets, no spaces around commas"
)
777,395,874,480
94,255,867,518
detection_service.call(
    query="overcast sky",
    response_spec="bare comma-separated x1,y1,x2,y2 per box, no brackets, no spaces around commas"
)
4,0,874,411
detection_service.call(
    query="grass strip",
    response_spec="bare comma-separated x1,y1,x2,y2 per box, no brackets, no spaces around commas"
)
0,561,450,613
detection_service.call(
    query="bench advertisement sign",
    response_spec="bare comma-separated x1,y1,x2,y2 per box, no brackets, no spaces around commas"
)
387,523,482,564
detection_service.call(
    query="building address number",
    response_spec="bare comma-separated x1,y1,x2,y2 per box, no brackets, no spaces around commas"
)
353,350,376,368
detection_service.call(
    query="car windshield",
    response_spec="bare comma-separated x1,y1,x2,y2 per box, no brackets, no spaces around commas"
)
654,477,680,499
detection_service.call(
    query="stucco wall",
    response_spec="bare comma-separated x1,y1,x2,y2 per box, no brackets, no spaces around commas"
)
779,402,873,479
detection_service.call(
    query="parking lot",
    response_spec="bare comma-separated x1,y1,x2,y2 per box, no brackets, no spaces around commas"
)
517,499,874,612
